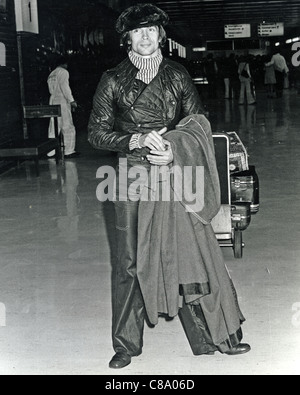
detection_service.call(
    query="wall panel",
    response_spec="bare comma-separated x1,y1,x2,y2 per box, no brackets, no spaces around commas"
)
0,0,23,172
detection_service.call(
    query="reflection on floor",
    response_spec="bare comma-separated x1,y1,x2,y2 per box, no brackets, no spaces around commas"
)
0,89,300,375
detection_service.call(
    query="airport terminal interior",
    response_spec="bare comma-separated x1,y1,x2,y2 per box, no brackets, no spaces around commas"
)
0,0,300,375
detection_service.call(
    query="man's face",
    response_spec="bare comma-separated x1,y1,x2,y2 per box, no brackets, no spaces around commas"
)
129,26,161,57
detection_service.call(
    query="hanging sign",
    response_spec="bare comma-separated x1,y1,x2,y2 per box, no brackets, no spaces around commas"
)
225,24,251,39
258,23,284,37
14,0,39,34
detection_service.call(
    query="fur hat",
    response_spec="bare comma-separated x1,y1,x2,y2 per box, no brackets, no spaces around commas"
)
116,3,169,34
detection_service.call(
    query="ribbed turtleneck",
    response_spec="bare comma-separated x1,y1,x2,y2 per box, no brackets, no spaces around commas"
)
129,50,163,85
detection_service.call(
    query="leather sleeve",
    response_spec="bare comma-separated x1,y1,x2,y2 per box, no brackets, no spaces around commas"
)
88,72,132,153
180,70,205,117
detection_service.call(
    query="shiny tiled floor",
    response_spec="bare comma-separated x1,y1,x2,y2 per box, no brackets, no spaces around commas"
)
0,89,300,375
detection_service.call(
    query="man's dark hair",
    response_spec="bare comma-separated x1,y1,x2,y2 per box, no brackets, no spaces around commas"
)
55,55,68,68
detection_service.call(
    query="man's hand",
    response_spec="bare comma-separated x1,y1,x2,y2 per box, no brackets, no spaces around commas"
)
71,101,78,112
139,127,168,152
147,141,174,166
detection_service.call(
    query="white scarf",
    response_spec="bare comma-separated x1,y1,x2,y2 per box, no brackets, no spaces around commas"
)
129,50,163,85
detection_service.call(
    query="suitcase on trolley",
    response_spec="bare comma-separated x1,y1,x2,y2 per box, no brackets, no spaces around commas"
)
231,202,251,231
212,133,255,259
230,165,260,214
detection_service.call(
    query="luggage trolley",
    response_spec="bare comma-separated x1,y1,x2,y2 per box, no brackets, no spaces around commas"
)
212,133,259,259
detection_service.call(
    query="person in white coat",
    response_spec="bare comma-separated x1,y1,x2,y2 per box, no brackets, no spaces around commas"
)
265,49,289,98
47,56,80,159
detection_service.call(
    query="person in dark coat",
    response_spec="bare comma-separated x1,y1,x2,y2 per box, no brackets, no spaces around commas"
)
204,53,219,99
223,53,240,100
88,3,250,370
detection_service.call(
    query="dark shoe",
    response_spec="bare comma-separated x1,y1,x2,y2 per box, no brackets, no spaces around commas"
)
109,352,131,369
225,343,251,356
64,152,80,159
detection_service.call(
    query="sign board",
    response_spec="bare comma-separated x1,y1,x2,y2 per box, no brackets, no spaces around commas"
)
0,42,5,66
225,24,251,39
193,47,206,52
258,23,284,37
14,0,39,34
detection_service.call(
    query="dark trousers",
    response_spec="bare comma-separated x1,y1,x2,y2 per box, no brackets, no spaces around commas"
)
112,201,146,357
207,76,218,99
112,201,219,357
275,70,285,97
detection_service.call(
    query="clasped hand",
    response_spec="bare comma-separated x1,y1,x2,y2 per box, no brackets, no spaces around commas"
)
139,127,174,166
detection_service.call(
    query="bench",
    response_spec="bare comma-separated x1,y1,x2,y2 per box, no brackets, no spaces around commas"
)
0,105,63,177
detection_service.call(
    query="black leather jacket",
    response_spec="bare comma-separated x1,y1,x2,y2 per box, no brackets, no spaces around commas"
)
88,56,204,158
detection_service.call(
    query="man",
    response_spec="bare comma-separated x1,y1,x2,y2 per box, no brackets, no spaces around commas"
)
223,53,239,100
47,56,80,159
265,49,289,98
238,56,256,105
88,4,250,369
204,53,219,99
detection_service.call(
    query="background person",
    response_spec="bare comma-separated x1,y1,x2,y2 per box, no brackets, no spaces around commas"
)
223,53,240,100
238,55,256,105
47,55,80,159
265,49,289,98
264,54,276,98
204,53,219,99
